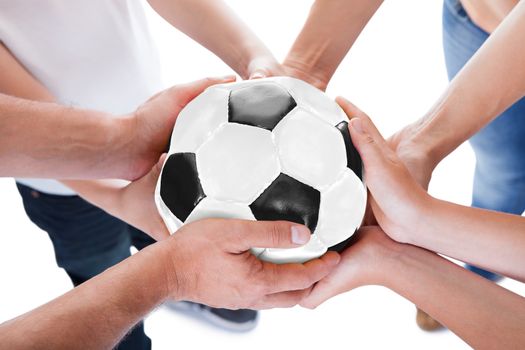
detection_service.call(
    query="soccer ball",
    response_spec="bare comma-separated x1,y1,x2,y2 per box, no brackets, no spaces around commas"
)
155,77,366,263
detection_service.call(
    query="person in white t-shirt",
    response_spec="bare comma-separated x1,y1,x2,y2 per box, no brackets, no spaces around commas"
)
0,0,284,346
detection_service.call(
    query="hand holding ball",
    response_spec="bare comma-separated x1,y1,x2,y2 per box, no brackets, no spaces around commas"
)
155,77,366,263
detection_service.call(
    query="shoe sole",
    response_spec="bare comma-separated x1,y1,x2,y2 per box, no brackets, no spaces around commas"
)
164,301,259,333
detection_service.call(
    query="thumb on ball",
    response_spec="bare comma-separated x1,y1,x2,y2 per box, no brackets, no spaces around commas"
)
336,97,393,173
234,221,311,251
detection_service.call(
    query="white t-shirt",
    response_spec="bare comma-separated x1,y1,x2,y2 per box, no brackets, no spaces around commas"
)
0,0,164,195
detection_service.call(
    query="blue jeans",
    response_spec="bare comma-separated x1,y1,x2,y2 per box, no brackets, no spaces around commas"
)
443,0,525,280
17,183,155,350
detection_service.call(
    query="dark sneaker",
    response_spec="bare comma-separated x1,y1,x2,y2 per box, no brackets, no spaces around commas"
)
165,301,259,332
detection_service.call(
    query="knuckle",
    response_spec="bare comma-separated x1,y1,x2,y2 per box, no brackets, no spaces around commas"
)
269,222,287,246
364,134,375,145
300,275,313,289
270,225,282,247
292,272,311,289
362,114,372,122
249,263,270,293
260,264,278,291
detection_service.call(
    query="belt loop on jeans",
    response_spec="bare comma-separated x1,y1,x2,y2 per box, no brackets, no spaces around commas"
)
444,0,466,18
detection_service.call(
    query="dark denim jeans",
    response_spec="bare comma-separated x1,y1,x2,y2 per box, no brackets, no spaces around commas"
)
17,183,156,350
443,0,525,279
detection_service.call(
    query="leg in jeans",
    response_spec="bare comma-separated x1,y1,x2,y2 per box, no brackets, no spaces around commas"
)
442,0,525,280
16,184,152,350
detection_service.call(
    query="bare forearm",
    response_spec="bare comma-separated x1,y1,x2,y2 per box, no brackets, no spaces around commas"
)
401,1,525,165
409,197,525,282
148,0,274,78
0,243,171,349
60,176,170,241
284,0,382,89
0,94,135,179
385,244,525,349
61,179,127,211
0,43,134,180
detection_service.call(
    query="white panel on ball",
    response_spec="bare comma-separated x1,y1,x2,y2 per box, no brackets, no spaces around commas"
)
272,77,348,126
170,88,230,153
154,179,183,234
316,169,367,247
258,234,327,264
156,77,366,264
185,197,255,224
274,108,347,189
197,123,281,204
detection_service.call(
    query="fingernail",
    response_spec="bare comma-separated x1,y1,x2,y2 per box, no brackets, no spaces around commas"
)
291,225,310,245
351,118,364,134
330,253,341,265
337,96,350,104
250,72,265,79
215,74,236,81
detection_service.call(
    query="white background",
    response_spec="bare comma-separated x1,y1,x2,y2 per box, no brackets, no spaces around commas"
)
1,1,524,349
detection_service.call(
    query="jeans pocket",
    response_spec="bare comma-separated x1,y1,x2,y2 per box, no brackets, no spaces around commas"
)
443,0,488,35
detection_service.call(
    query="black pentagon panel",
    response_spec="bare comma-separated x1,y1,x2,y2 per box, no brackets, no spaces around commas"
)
160,153,206,222
336,121,363,180
250,173,320,233
228,83,297,131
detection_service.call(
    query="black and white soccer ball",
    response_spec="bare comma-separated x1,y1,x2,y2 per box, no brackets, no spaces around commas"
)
155,77,366,263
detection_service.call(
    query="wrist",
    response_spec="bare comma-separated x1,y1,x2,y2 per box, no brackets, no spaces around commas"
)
393,122,441,174
397,192,436,246
368,232,412,287
111,114,146,181
403,90,475,167
87,241,175,322
380,243,416,291
232,41,275,79
282,53,330,91
156,236,188,302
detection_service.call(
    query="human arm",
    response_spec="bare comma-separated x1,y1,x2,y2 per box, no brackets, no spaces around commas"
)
147,0,282,79
0,42,234,234
390,0,525,186
0,94,134,179
461,0,517,33
61,155,170,241
0,219,340,349
0,75,235,180
338,98,525,281
301,227,525,350
282,0,383,90
0,41,134,179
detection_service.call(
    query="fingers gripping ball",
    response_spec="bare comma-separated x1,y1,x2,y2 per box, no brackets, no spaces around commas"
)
155,77,366,263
